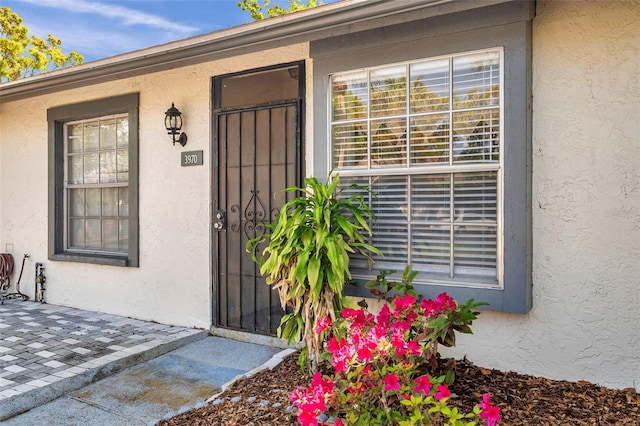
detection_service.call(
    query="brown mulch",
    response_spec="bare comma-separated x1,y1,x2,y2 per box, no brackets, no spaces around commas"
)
158,352,640,426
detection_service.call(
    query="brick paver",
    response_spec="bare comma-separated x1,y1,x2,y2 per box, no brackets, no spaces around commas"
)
0,299,204,415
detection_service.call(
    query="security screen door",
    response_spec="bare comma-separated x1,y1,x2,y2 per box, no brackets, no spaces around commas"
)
213,64,302,335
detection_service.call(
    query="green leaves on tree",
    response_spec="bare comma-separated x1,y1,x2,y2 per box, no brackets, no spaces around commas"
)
1,6,83,82
237,0,321,21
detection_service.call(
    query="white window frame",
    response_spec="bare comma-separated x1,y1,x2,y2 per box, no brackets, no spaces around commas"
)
328,48,505,290
63,114,130,255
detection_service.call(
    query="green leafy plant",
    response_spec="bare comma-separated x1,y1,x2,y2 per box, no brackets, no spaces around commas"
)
290,293,500,426
366,266,488,368
365,265,419,303
247,173,380,371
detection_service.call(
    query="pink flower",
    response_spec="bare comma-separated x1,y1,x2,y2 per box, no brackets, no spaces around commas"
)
333,358,347,374
297,410,319,426
371,323,387,341
340,307,372,328
413,375,431,395
393,294,417,312
289,387,305,406
421,298,439,318
356,341,377,363
289,373,338,426
377,303,391,324
390,332,407,356
334,419,345,426
327,335,357,374
340,307,361,320
478,392,492,408
290,385,324,426
326,336,342,354
310,372,333,390
434,384,451,400
327,336,354,373
406,340,421,356
435,292,457,313
392,319,412,333
351,332,363,349
384,373,401,392
478,393,502,426
315,315,332,335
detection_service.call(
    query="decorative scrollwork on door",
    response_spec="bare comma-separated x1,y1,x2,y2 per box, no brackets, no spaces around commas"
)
230,190,268,239
244,190,267,239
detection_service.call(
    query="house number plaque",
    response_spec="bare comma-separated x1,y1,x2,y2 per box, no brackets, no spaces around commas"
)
181,150,204,166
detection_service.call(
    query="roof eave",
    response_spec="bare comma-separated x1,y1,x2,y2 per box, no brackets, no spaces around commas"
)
0,0,516,102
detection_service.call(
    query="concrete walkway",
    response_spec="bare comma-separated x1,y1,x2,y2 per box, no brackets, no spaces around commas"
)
0,300,285,423
3,336,285,425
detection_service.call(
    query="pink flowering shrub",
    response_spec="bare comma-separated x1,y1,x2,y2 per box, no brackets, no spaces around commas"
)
290,292,501,426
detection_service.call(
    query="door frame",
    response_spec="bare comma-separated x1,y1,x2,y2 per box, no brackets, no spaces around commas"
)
210,60,305,332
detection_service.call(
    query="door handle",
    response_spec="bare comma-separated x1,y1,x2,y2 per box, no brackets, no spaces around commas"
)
214,210,226,231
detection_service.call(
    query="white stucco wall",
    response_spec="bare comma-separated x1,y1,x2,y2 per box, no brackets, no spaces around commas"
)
0,43,308,330
442,0,640,391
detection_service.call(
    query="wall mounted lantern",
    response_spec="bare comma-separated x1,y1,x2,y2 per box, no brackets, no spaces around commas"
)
164,103,188,147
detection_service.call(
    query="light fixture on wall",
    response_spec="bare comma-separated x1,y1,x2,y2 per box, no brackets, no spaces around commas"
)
164,103,188,147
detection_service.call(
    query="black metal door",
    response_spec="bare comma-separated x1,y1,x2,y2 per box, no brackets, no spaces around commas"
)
214,102,300,335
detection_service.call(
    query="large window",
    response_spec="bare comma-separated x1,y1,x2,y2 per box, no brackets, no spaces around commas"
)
330,49,502,288
48,94,139,267
313,2,532,313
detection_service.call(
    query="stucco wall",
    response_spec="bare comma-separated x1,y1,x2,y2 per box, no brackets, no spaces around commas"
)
442,0,640,390
0,43,308,329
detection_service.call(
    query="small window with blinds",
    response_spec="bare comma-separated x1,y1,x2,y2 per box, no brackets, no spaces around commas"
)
330,49,502,288
64,114,130,254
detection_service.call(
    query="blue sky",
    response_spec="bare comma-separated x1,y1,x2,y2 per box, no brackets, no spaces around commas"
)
4,0,336,63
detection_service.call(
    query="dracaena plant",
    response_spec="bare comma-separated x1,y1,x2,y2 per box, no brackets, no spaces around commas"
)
247,173,381,372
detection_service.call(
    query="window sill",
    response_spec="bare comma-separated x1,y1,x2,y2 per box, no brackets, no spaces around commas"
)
49,252,129,267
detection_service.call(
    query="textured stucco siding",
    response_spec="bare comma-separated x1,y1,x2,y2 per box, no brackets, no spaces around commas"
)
0,44,308,330
442,0,640,390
